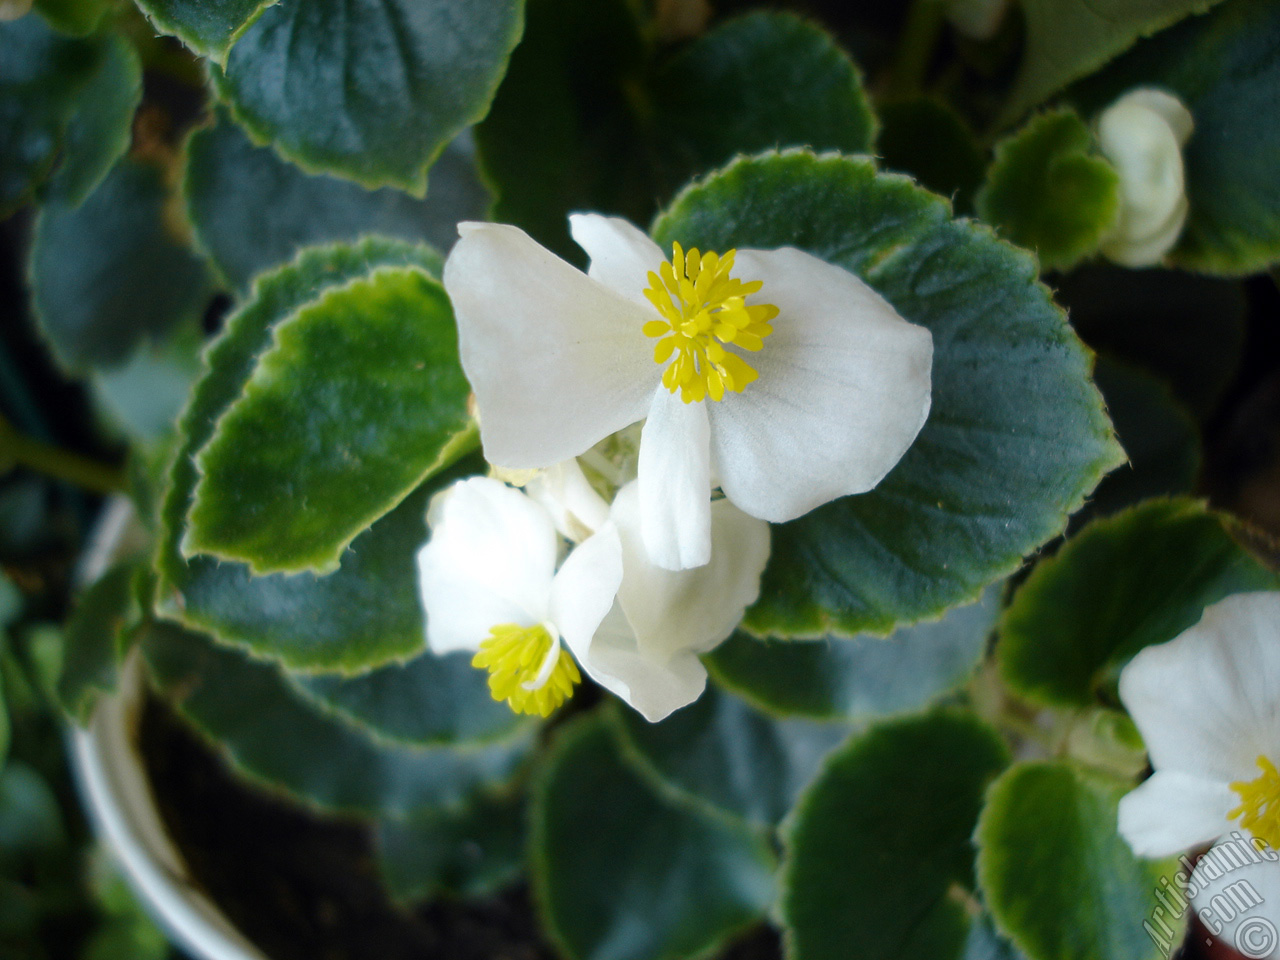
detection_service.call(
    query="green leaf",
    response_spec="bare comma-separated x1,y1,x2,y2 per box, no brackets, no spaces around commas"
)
1070,0,1280,275
32,0,110,36
653,151,1124,637
141,622,532,818
533,715,776,960
877,98,986,214
704,587,999,720
48,33,141,207
29,159,212,374
290,650,524,748
998,498,1279,708
963,915,1031,960
975,762,1181,960
90,324,204,445
0,16,107,215
183,266,471,575
185,111,489,289
0,763,64,870
375,789,525,902
132,0,275,60
649,11,876,192
156,239,465,672
474,0,649,260
782,711,1009,960
1084,356,1199,518
57,562,140,725
612,687,852,828
1056,264,1246,419
1004,0,1228,122
977,110,1120,272
212,0,525,193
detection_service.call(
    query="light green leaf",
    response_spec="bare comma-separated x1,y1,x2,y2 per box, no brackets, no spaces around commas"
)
29,159,212,374
649,11,876,192
0,16,109,215
183,265,471,575
533,715,776,960
57,562,141,725
1004,0,1227,122
375,789,526,903
290,650,524,748
212,0,525,193
132,0,276,61
999,498,1279,708
48,33,141,207
975,762,1181,960
184,111,489,289
782,711,1009,960
963,915,1031,960
1071,0,1280,275
612,688,852,828
653,151,1123,637
156,239,466,672
141,622,532,819
977,110,1119,271
704,587,999,720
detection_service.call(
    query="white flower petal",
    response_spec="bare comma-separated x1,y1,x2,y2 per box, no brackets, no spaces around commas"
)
566,602,709,723
612,481,770,663
416,477,557,653
524,458,611,542
707,246,933,522
1192,841,1280,960
1119,769,1239,858
547,525,625,657
569,213,666,308
1119,592,1280,785
444,222,657,468
638,387,713,570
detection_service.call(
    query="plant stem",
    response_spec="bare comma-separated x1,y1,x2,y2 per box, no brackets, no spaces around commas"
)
890,0,946,97
0,416,125,495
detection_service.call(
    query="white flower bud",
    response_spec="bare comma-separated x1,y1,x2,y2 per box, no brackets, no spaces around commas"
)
1097,88,1195,267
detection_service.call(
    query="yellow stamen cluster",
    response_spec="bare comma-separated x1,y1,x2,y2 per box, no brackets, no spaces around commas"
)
1229,755,1280,850
642,242,779,403
472,623,580,717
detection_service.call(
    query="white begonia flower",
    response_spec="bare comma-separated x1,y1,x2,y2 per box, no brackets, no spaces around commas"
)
417,472,770,722
1097,87,1195,268
443,213,933,572
1117,591,1280,859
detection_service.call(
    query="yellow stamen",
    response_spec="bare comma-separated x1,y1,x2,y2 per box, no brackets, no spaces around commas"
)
642,242,779,404
1229,756,1280,850
472,623,580,717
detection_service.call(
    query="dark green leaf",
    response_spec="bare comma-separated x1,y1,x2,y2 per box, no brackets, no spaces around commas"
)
877,98,985,213
649,12,876,192
998,497,1279,708
141,622,532,818
975,762,1180,960
290,649,523,748
782,711,1009,960
653,151,1123,637
57,562,140,725
32,0,111,35
1071,0,1280,274
48,33,141,207
0,16,107,215
213,0,525,192
977,110,1119,271
184,265,472,575
29,159,212,374
0,763,64,870
375,789,525,902
705,587,999,720
612,688,852,827
132,0,275,61
1004,0,1228,121
156,239,465,671
90,324,204,445
533,715,776,960
185,111,488,289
